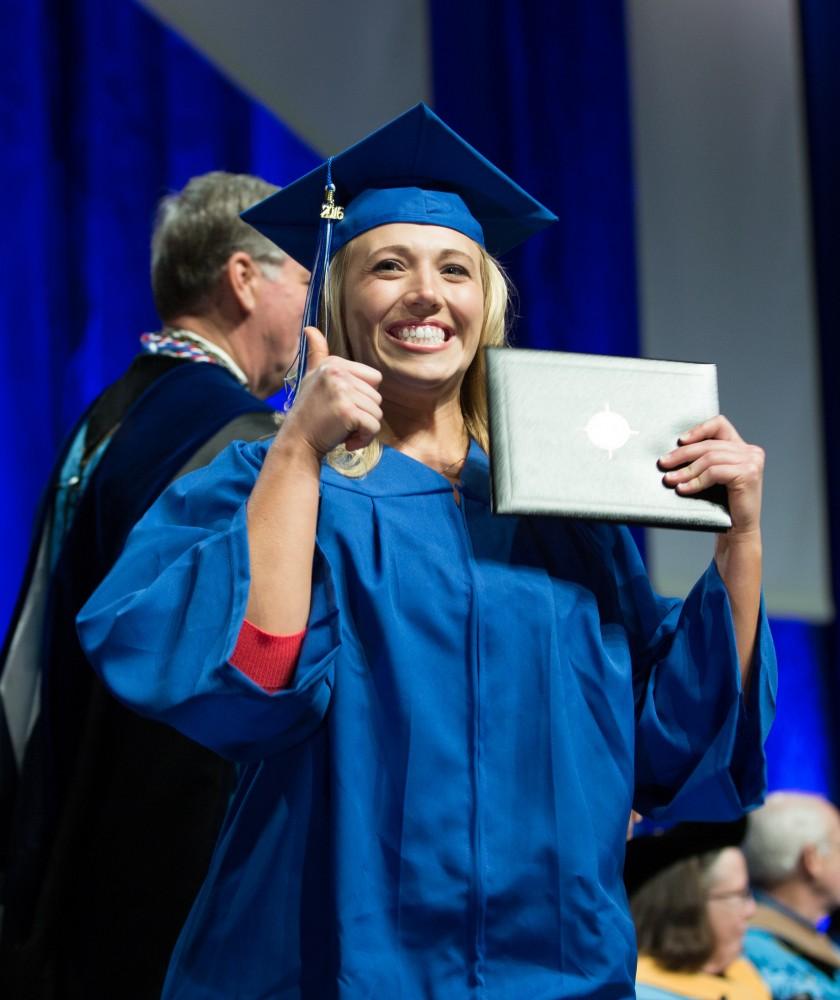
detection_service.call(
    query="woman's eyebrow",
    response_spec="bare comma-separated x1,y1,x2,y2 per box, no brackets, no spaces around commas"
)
437,248,476,260
363,244,412,261
363,244,477,262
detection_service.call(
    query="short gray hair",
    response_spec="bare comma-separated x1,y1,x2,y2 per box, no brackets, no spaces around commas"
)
151,171,284,322
743,792,836,887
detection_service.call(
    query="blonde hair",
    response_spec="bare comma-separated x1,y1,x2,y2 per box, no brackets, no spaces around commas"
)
322,237,511,477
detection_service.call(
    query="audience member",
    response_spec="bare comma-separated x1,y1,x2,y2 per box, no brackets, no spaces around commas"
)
743,791,840,1000
627,821,770,1000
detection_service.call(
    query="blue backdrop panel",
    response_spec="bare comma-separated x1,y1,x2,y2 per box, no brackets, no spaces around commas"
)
430,0,643,561
798,0,840,802
766,620,835,794
0,0,317,639
430,0,639,358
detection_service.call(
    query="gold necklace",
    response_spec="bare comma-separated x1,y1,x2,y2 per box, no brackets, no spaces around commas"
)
389,430,470,478
437,437,470,478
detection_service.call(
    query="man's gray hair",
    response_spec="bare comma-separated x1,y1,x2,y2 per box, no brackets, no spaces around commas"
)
742,791,835,887
151,171,285,322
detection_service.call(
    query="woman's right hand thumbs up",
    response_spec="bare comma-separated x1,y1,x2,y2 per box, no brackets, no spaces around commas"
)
280,326,383,458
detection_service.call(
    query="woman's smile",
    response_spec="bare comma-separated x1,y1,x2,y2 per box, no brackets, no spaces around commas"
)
384,321,453,351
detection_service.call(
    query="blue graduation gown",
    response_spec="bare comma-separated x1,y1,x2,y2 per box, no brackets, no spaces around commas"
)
78,439,776,1000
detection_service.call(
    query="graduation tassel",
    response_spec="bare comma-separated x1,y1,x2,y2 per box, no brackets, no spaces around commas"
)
284,159,343,410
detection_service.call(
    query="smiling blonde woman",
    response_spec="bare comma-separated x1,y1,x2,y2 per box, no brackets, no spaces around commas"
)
78,104,776,1000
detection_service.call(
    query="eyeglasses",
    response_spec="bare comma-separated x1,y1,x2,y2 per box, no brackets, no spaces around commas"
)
707,885,754,905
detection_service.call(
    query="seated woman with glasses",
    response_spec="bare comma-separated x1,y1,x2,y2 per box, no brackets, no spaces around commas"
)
628,822,770,1000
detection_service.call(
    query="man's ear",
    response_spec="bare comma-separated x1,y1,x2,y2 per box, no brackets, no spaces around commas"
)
224,252,259,313
801,843,821,880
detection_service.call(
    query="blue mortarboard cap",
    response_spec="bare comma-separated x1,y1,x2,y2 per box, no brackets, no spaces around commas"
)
242,102,557,264
243,103,557,405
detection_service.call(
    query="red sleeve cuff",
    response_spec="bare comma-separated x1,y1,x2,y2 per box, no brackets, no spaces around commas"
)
229,619,307,692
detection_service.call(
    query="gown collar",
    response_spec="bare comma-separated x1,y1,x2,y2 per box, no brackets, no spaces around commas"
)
320,439,490,502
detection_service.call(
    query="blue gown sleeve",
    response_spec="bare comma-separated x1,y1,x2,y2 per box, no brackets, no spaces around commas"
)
76,441,340,763
595,524,776,821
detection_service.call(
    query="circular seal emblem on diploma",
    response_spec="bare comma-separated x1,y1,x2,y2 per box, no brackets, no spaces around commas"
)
583,403,639,459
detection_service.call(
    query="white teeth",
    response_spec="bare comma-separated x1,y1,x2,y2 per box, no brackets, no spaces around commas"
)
391,325,446,345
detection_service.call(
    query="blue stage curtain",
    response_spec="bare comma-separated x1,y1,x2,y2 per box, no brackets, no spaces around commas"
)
431,0,839,803
431,0,644,563
430,0,639,358
796,0,840,799
0,0,317,637
765,620,836,793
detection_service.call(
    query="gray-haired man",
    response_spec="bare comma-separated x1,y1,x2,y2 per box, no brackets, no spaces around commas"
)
0,171,307,999
743,791,840,1000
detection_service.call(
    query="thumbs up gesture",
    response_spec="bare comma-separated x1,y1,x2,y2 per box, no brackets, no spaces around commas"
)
280,327,383,458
